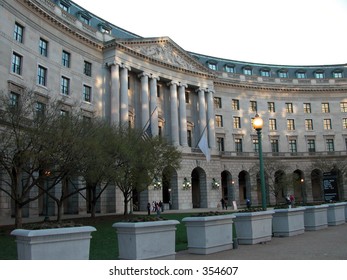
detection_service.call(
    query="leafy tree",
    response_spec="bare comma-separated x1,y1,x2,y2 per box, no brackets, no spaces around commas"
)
111,126,182,214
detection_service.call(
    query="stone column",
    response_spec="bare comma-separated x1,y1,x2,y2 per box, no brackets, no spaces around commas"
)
120,65,130,124
169,81,179,145
178,83,188,146
139,72,150,129
110,63,120,124
197,88,207,137
150,75,159,136
207,89,216,149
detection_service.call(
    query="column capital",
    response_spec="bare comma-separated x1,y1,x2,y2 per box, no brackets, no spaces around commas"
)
207,88,215,94
150,74,160,81
167,81,179,87
105,61,121,68
179,82,188,88
120,63,131,71
138,72,150,79
196,87,208,93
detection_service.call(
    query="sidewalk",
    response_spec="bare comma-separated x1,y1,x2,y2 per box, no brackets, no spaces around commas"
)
176,223,347,260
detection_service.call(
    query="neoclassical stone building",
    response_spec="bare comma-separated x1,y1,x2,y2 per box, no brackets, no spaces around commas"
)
1,0,347,219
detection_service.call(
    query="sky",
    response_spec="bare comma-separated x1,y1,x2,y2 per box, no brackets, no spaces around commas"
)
72,0,347,66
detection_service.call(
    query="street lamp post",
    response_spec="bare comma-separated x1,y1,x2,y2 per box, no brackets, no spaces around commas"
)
253,114,267,210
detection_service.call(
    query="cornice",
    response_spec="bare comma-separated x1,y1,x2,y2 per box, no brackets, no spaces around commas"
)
214,78,347,93
21,0,103,50
104,38,216,80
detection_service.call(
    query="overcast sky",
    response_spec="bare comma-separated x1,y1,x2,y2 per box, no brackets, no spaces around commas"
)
73,0,347,66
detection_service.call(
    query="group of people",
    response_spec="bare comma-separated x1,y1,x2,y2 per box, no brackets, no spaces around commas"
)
147,201,164,215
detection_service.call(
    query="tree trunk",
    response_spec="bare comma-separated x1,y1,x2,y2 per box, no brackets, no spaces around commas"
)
56,201,63,222
90,187,97,218
123,197,128,215
15,202,23,228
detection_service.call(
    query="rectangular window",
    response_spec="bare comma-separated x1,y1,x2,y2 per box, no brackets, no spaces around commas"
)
83,85,92,102
253,139,259,153
286,102,293,113
269,118,277,130
37,65,47,86
60,110,69,116
215,115,223,127
303,103,311,113
12,52,22,75
260,70,270,77
208,63,217,70
14,22,24,43
308,139,316,152
185,92,189,103
343,118,347,129
333,72,343,78
35,102,45,118
62,50,70,67
321,103,330,113
287,119,295,130
81,15,90,25
214,97,222,109
61,76,70,95
243,68,252,75
296,72,306,79
84,61,92,76
305,119,314,130
250,101,257,112
278,71,288,78
340,102,347,112
233,117,241,129
9,92,19,107
271,139,279,153
326,139,334,152
323,119,332,130
232,99,239,110
59,2,69,12
235,139,243,153
187,130,192,147
225,65,234,73
217,137,225,152
315,72,324,79
289,139,297,153
39,38,48,57
268,102,275,112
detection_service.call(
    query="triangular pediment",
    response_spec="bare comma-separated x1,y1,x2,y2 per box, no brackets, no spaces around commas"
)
118,37,210,74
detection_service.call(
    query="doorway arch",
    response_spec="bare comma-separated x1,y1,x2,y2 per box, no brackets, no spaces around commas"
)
191,167,206,208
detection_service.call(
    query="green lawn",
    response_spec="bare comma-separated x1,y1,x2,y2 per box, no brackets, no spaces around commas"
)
0,212,191,260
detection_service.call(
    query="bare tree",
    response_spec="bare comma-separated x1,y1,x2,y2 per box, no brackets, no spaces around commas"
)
250,158,292,205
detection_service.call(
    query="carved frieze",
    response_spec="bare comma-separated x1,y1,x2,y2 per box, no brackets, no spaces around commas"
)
129,42,200,71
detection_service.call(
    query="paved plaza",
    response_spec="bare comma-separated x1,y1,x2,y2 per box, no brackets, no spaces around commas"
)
1,208,346,260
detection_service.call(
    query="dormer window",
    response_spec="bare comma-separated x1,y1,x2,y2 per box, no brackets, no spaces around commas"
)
98,23,112,34
296,71,306,79
58,0,71,12
77,11,92,25
314,70,325,79
207,61,217,71
278,69,288,78
224,64,235,73
243,67,252,75
333,70,343,78
260,69,270,77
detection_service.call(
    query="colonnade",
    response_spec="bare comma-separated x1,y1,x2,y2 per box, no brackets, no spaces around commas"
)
108,63,216,149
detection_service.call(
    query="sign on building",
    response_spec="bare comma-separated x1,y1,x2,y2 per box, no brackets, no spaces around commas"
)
323,172,339,202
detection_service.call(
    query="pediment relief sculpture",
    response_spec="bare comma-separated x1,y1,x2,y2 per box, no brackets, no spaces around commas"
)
129,42,202,72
